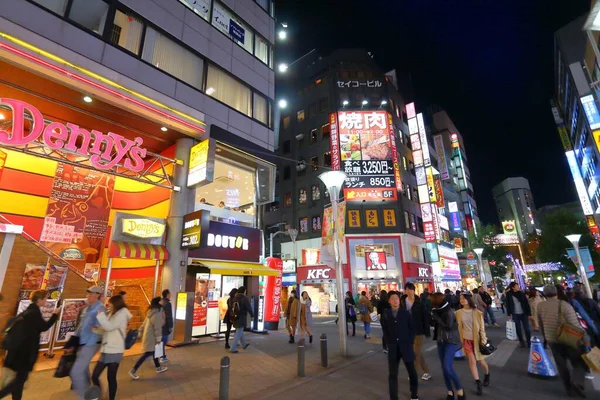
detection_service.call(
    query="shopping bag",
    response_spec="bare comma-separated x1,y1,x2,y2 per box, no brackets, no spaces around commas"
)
506,320,518,341
582,347,600,373
370,311,378,322
154,342,164,359
54,353,76,378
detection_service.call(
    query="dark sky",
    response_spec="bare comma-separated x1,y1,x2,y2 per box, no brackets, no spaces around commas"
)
276,0,591,224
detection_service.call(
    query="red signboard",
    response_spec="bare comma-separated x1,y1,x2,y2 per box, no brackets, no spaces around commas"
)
465,215,473,232
403,262,433,281
434,178,445,208
297,264,335,282
329,112,341,170
387,113,403,193
366,251,387,271
264,257,283,324
193,276,209,327
424,221,435,242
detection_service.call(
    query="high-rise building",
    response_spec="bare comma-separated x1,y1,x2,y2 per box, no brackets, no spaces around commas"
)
492,177,537,240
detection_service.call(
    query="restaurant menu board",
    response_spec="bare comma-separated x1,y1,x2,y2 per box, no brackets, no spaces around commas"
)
19,263,68,300
83,263,100,282
40,163,115,264
55,299,86,343
18,299,58,346
335,111,400,201
193,274,209,327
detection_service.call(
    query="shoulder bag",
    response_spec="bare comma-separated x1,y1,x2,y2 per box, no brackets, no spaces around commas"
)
556,300,585,349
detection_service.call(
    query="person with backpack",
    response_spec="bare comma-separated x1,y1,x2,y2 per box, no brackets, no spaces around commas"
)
89,294,131,400
0,290,60,400
230,286,253,353
358,291,373,339
160,289,173,363
223,288,238,349
129,297,167,379
70,286,105,399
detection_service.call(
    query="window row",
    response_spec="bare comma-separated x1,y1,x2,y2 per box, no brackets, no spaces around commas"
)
296,98,329,122
178,0,274,68
299,216,322,234
29,0,273,127
282,185,329,207
403,211,423,233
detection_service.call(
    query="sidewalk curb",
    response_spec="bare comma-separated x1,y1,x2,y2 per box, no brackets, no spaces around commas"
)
238,348,383,400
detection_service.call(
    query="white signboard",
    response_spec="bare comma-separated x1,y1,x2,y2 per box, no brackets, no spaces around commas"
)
417,113,431,166
433,135,450,180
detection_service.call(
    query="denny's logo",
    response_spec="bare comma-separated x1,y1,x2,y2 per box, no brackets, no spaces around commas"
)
0,98,147,172
122,218,166,239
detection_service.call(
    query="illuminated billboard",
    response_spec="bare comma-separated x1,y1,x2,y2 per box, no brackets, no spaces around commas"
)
332,111,401,201
421,203,433,222
565,150,594,215
416,113,431,166
581,95,600,130
433,135,449,180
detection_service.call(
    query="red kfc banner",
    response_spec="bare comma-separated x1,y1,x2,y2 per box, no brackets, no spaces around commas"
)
264,257,283,324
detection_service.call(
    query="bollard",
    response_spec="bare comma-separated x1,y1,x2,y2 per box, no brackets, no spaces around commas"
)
320,333,328,368
219,356,230,400
297,338,306,377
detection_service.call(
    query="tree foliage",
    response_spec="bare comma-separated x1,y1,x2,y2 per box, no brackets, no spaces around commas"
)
466,222,510,279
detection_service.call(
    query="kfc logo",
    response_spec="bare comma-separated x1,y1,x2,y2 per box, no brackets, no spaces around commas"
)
307,268,331,279
418,268,429,278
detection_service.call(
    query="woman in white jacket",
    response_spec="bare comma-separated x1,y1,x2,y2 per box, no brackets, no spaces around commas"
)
91,294,132,400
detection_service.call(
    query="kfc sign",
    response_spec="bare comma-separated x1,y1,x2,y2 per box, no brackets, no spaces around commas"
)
297,265,336,281
403,262,433,281
0,98,147,172
418,267,430,278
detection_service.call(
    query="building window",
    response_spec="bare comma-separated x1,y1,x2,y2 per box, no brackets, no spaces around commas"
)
410,245,419,261
299,217,309,233
111,10,143,55
321,123,331,138
403,156,407,170
299,188,307,204
283,116,291,129
308,102,317,119
297,109,305,122
31,0,68,15
311,185,321,201
205,64,252,115
323,152,332,167
283,166,291,180
406,185,411,200
212,1,254,54
253,93,268,125
143,27,204,89
254,34,269,65
319,97,329,112
417,217,423,232
69,0,109,34
410,214,417,231
284,192,292,207
312,216,322,232
404,211,410,229
310,156,319,171
310,129,318,143
178,0,210,21
283,140,291,154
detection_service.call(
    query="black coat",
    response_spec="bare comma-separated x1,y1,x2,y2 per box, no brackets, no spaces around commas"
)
345,297,357,322
506,290,531,317
382,308,415,362
376,299,390,317
4,303,58,372
401,295,430,336
232,293,253,328
431,303,461,345
162,298,174,335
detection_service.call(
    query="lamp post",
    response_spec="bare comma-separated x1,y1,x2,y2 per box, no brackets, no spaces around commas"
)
565,234,593,298
474,248,485,285
318,170,348,357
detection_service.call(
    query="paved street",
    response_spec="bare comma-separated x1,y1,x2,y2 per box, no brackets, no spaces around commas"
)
17,312,600,399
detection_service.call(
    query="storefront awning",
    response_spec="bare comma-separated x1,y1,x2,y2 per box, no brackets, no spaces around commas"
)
110,242,169,260
189,259,278,277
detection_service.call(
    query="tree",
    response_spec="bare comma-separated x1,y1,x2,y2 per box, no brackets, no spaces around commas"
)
466,222,510,280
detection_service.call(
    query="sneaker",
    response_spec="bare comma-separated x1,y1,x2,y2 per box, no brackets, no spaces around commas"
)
128,369,139,380
160,357,169,363
155,366,168,374
422,373,432,381
243,343,250,350
585,373,595,380
383,349,388,354
366,334,371,339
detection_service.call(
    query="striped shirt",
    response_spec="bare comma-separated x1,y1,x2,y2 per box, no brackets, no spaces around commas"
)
536,298,580,344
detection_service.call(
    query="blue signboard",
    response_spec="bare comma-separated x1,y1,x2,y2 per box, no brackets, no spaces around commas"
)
566,247,595,278
580,95,600,130
450,212,461,232
229,20,245,44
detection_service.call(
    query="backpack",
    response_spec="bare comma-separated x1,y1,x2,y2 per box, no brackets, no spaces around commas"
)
124,329,139,349
358,302,368,315
229,301,241,324
1,314,26,351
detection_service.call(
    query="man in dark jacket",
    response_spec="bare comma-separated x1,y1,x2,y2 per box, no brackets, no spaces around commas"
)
478,286,499,327
230,286,254,353
383,291,418,400
0,290,59,400
402,283,431,381
161,289,174,363
506,282,532,347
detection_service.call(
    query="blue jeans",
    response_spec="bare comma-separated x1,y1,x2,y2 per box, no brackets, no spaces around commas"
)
161,334,169,359
230,328,246,352
437,343,463,392
70,344,99,399
133,351,160,371
512,313,531,345
484,306,496,324
363,321,371,335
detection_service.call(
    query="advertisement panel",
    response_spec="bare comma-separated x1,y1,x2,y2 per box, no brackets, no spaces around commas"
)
263,257,283,323
329,112,341,170
18,300,57,347
181,210,210,249
566,150,594,215
337,111,399,201
187,138,216,187
502,220,517,235
438,246,461,280
387,113,403,193
55,299,87,343
348,209,361,227
193,273,210,330
418,185,429,204
383,209,396,227
450,211,461,232
321,201,346,261
448,201,459,213
438,214,449,231
366,251,387,270
421,203,433,222
453,238,463,253
187,221,262,262
410,133,421,150
433,135,449,180
408,119,419,134
406,102,416,119
0,150,6,182
365,209,379,227
416,113,431,166
581,95,600,130
413,150,423,167
431,204,441,241
566,247,595,278
424,222,435,242
415,166,426,185
434,177,445,207
426,167,436,203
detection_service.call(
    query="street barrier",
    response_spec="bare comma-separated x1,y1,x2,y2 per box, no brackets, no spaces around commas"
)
219,356,230,400
320,333,328,368
528,336,557,378
297,338,306,377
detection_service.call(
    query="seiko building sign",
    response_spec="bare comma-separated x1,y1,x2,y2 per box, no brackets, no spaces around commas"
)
187,220,261,263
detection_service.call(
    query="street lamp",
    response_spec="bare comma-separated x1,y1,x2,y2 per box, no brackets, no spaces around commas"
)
278,99,288,109
278,30,287,40
318,170,348,357
474,248,485,285
565,234,593,298
278,63,288,73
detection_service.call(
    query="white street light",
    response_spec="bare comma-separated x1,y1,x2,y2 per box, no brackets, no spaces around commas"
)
565,234,593,298
474,248,486,285
318,170,348,357
381,100,388,106
361,100,368,106
278,30,287,40
278,99,288,109
281,22,288,28
278,63,288,73
342,100,349,106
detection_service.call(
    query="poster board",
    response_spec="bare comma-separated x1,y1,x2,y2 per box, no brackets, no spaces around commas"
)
17,299,58,349
54,298,87,346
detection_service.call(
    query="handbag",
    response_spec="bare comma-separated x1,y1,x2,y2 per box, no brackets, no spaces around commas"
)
556,301,585,349
506,320,517,341
479,340,496,356
370,311,378,322
53,353,76,378
582,346,600,373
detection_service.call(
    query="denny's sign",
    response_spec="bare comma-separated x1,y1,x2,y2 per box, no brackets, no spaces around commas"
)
122,218,166,239
0,98,148,172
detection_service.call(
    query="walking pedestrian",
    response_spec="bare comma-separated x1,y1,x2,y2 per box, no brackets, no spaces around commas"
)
377,290,391,353
500,291,506,314
527,287,545,331
345,291,357,336
478,287,499,327
358,291,373,339
431,292,465,400
402,283,431,381
91,294,131,400
223,288,238,349
299,291,313,343
160,289,173,363
537,285,588,398
229,286,253,353
505,282,532,348
70,286,105,399
0,290,60,399
383,291,419,400
129,297,167,379
285,289,299,344
445,289,458,310
457,293,490,396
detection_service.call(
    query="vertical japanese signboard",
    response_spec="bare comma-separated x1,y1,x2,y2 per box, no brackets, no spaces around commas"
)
187,138,216,187
383,209,396,227
434,177,445,208
348,210,361,228
581,95,600,130
332,111,400,201
433,134,449,180
416,113,431,166
263,257,283,324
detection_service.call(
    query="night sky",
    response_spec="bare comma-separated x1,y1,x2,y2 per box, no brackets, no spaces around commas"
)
276,0,591,224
